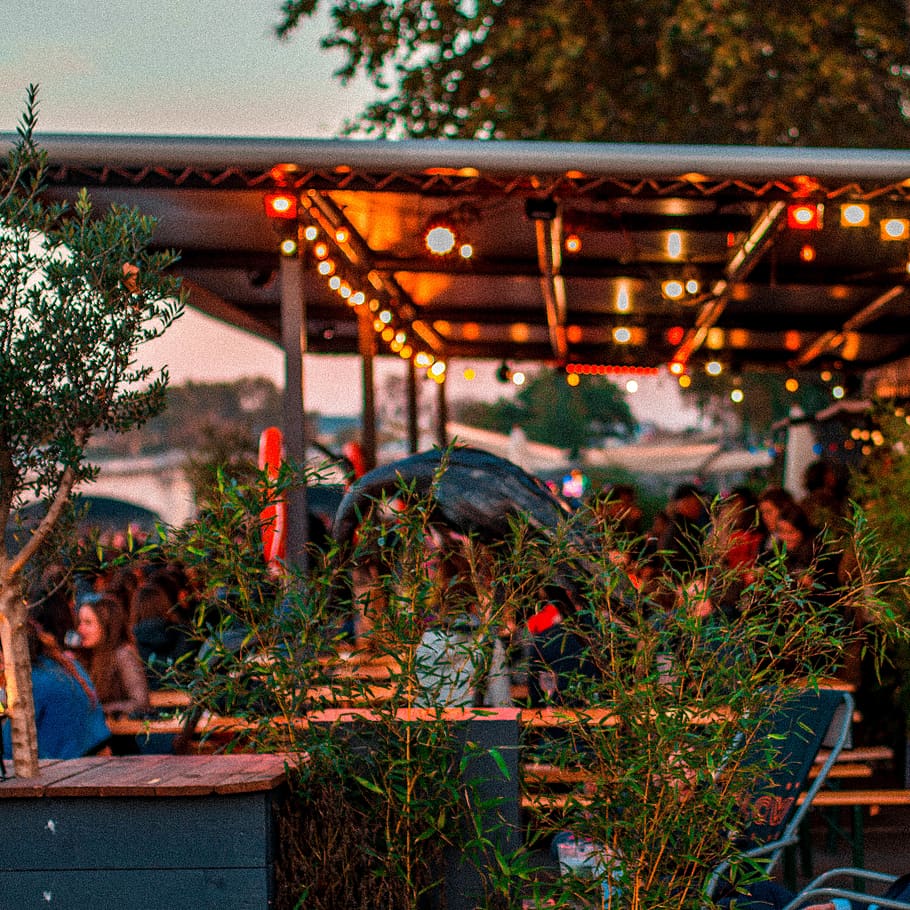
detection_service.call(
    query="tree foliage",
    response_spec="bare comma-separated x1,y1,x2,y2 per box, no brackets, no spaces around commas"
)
679,368,839,447
0,87,183,775
454,368,636,456
276,0,910,146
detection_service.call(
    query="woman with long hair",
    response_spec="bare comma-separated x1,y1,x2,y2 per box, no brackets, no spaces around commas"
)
76,594,150,718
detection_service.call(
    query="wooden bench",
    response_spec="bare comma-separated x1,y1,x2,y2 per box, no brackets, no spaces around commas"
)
0,754,294,909
798,786,910,872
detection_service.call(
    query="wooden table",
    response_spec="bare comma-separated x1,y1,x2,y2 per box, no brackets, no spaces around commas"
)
0,754,295,909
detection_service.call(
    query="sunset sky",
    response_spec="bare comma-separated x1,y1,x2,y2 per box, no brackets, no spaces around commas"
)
1,1,700,428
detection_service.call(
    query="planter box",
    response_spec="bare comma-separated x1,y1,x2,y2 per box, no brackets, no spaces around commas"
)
0,754,290,910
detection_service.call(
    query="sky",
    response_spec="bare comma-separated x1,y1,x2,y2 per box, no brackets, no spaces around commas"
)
1,1,701,428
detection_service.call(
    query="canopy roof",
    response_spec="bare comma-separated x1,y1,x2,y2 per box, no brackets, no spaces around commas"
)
23,134,910,384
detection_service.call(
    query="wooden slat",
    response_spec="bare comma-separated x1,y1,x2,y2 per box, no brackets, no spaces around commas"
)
0,755,291,798
51,756,185,797
803,788,910,807
148,689,193,709
0,757,113,797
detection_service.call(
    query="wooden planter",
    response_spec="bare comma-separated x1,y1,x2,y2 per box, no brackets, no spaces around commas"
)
0,754,291,909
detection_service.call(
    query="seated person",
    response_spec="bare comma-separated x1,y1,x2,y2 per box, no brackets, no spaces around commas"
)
76,594,150,717
2,620,111,760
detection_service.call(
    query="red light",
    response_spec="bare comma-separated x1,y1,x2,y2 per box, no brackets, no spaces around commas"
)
787,204,823,230
666,325,685,345
263,192,298,220
565,363,659,376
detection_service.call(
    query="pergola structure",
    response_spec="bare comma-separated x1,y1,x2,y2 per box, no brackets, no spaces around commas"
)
18,134,910,556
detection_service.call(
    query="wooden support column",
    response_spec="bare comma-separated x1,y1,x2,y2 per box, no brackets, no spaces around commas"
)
358,308,378,472
436,376,449,450
279,244,309,570
407,358,419,453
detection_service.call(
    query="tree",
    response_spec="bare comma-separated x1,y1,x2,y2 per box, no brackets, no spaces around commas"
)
680,368,839,447
454,368,636,456
0,89,183,776
276,0,910,146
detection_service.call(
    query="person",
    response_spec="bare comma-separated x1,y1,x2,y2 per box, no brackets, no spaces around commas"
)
76,593,150,718
800,458,847,532
756,486,796,556
2,620,111,760
710,487,763,572
131,582,194,688
653,483,710,578
28,564,78,650
412,531,511,708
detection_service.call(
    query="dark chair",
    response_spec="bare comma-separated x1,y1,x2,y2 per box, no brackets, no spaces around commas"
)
706,688,854,900
784,869,910,910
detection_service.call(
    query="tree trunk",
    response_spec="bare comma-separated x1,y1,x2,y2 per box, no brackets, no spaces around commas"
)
0,580,39,777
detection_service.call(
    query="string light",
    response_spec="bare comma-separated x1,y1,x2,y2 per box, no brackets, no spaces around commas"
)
881,218,909,241
661,280,685,300
613,327,632,343
425,224,457,255
274,193,451,380
787,203,823,230
263,191,298,220
840,204,870,227
566,364,660,375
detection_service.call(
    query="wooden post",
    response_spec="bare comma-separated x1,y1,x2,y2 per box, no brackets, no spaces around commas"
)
407,358,419,453
358,308,378,472
436,376,449,449
279,241,309,571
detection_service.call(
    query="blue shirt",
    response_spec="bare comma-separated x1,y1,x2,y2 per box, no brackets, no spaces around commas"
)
2,655,111,759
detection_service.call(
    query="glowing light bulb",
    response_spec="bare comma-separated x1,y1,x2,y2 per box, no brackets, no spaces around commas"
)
426,225,457,255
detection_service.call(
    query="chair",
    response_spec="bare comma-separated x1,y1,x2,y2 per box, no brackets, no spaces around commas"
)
784,869,910,910
706,687,854,900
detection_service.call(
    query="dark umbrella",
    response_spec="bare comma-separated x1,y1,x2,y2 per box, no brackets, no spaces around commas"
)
331,446,633,619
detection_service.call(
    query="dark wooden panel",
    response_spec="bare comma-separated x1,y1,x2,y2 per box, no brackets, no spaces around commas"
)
0,794,276,871
0,868,273,910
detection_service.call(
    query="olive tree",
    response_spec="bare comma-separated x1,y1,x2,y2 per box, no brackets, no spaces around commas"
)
0,88,183,776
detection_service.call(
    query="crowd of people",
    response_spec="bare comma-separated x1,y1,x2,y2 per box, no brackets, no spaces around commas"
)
342,456,859,713
3,454,862,758
2,555,197,761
